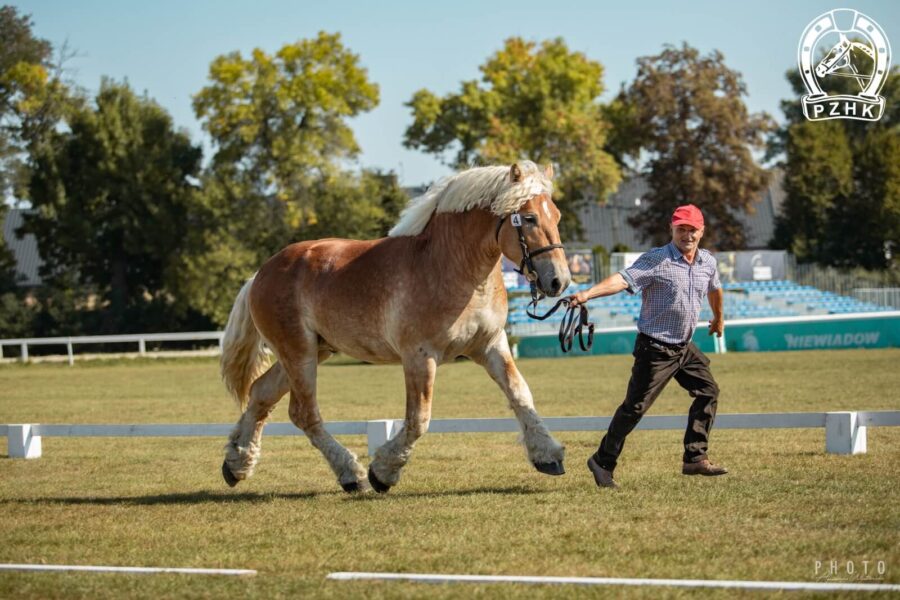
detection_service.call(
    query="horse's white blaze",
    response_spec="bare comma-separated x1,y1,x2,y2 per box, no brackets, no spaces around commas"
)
542,199,552,220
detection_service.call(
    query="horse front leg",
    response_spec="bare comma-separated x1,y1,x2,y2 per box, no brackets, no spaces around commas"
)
367,355,437,493
473,334,566,475
223,362,290,486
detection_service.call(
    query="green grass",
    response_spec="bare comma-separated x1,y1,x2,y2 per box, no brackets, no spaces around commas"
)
1,349,899,598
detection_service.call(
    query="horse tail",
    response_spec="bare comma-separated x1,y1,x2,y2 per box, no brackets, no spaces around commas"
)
220,275,267,412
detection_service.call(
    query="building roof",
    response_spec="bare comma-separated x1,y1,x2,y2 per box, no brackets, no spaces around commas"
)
570,169,783,251
2,208,43,287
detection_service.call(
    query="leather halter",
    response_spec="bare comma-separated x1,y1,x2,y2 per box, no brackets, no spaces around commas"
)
494,212,564,283
496,211,595,353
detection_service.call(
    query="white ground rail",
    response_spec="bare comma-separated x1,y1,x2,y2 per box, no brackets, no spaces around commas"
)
3,411,898,459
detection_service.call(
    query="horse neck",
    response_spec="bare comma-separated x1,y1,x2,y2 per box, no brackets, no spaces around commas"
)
421,209,502,289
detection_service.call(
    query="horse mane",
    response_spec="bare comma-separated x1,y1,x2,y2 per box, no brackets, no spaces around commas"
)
388,161,553,237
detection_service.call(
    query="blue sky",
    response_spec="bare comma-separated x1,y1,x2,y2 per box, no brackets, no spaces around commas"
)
12,0,899,186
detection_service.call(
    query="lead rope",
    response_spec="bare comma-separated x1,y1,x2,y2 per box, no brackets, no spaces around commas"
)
525,296,595,353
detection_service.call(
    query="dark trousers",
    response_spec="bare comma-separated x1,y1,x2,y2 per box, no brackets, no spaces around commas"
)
594,333,719,471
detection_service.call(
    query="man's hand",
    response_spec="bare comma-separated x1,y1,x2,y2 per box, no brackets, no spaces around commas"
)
568,291,590,307
708,316,724,337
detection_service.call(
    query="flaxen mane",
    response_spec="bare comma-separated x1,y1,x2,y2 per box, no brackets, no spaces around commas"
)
388,161,553,237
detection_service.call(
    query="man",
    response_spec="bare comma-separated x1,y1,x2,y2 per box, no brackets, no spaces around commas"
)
570,204,727,489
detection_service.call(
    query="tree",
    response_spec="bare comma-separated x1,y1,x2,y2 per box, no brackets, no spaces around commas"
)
0,6,75,338
404,37,621,240
615,43,773,249
193,32,380,255
770,59,900,269
22,79,205,333
0,6,74,202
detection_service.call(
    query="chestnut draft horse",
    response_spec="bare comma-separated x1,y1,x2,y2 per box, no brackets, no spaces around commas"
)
220,161,571,493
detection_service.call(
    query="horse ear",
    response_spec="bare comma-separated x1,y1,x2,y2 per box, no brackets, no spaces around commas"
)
544,163,554,179
509,163,522,183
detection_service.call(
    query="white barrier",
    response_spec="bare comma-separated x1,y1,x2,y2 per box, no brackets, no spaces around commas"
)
0,331,224,365
4,412,899,460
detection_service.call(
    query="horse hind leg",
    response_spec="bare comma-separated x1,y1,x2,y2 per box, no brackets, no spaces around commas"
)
286,348,368,493
223,362,290,486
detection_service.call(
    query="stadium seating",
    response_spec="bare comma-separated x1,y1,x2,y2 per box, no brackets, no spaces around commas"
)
505,279,894,333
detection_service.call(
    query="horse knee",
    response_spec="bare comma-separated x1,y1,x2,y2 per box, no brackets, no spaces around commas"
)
406,416,431,439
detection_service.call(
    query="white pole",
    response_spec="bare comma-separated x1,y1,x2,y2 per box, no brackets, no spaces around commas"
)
8,424,42,459
20,342,28,362
67,340,74,366
327,571,900,592
366,419,401,457
0,563,256,576
139,338,146,355
825,411,866,454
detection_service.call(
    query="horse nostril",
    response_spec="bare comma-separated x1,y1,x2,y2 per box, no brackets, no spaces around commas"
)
550,278,561,294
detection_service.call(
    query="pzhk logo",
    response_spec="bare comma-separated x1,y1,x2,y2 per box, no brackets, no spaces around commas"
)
798,8,891,121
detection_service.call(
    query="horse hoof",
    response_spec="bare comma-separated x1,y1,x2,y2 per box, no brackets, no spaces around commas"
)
533,460,565,476
222,461,240,487
367,466,391,494
341,480,365,494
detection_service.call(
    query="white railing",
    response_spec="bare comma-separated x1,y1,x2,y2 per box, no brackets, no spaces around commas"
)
0,332,224,365
3,411,898,460
853,287,900,309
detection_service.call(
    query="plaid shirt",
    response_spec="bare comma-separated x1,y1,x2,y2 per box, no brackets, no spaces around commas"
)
619,242,721,345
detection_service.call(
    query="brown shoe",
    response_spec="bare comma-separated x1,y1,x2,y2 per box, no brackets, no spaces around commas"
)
682,459,728,476
587,456,619,489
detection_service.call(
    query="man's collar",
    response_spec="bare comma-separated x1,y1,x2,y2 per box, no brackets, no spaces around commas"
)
667,241,703,264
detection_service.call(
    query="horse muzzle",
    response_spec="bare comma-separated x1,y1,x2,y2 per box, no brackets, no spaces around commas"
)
532,257,571,297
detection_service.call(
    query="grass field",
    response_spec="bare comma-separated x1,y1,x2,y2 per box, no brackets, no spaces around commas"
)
1,349,899,598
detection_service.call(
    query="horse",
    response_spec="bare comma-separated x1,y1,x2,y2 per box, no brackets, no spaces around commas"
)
219,160,572,493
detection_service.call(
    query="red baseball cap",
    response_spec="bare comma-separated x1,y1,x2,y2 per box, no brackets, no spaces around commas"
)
672,204,704,229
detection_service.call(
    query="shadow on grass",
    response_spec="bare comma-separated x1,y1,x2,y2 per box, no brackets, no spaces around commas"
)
3,485,546,506
348,484,548,501
3,489,338,506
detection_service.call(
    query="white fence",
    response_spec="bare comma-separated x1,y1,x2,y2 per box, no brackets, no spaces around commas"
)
4,411,899,460
0,332,224,365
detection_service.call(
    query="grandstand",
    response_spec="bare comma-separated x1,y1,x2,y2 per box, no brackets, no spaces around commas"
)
506,280,896,335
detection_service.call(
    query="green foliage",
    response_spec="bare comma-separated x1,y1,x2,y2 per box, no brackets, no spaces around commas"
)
404,37,621,240
0,5,50,199
617,43,773,249
0,6,78,336
193,32,381,250
22,79,206,333
771,61,900,269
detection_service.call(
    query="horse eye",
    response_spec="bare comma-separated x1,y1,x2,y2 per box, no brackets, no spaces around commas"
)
524,214,538,224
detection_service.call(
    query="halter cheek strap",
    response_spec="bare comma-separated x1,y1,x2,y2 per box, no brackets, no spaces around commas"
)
495,213,565,281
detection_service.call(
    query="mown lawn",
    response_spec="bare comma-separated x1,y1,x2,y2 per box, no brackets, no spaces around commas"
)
1,349,898,598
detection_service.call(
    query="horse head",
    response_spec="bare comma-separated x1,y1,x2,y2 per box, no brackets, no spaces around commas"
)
497,163,571,297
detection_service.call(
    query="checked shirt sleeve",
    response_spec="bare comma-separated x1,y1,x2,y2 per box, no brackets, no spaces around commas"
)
707,254,722,292
619,251,661,295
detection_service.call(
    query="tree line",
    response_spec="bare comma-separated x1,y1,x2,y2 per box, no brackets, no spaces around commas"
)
0,6,897,338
